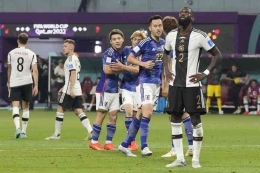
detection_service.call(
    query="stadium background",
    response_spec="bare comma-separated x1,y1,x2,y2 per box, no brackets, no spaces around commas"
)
0,1,260,173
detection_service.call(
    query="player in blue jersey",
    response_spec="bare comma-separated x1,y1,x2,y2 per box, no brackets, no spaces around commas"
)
118,15,165,157
120,30,147,151
89,29,139,151
161,16,193,158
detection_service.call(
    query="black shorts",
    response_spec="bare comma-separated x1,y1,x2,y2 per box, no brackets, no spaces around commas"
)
58,93,83,110
166,86,206,115
9,84,33,102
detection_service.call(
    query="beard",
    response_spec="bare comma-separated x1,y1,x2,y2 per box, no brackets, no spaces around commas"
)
178,16,192,28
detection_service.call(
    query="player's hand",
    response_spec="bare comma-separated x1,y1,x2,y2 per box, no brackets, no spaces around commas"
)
162,85,169,98
110,60,123,70
142,61,155,69
189,73,207,83
58,88,63,96
70,90,75,98
32,86,38,96
165,69,174,82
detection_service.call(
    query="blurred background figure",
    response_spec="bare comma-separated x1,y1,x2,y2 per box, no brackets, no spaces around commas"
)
54,60,65,91
226,64,248,114
78,0,91,12
83,77,100,111
243,80,260,115
206,65,223,114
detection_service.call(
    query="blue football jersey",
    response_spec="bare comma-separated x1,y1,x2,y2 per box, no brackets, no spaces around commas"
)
121,46,138,92
131,36,165,85
96,47,122,93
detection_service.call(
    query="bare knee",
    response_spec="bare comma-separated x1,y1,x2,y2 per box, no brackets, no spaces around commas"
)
170,112,183,123
108,110,118,124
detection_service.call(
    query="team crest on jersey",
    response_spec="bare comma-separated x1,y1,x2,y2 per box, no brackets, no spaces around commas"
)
68,64,74,69
145,95,150,100
178,44,185,52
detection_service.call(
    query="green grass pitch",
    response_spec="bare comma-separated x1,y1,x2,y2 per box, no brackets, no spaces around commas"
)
0,110,260,173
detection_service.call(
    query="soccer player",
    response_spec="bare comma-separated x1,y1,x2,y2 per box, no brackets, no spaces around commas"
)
206,65,224,114
89,29,139,150
161,16,193,158
243,80,260,115
118,15,164,157
163,7,222,168
120,30,147,150
8,33,38,138
45,39,93,140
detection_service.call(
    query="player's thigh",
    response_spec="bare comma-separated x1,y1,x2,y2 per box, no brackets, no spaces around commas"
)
109,93,120,113
121,89,135,106
58,93,73,110
140,83,155,106
95,92,113,112
183,87,206,115
207,85,214,97
9,86,23,102
22,84,33,102
165,86,184,115
214,85,222,97
72,96,84,111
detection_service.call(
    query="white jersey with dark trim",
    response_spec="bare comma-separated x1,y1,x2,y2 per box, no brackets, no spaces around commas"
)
165,28,215,87
62,54,82,96
8,47,37,87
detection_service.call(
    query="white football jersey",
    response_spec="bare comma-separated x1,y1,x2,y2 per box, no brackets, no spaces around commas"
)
165,28,215,87
62,54,82,96
8,47,37,87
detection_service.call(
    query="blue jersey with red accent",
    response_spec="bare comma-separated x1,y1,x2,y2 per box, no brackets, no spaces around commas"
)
96,47,122,93
121,46,138,92
131,36,165,85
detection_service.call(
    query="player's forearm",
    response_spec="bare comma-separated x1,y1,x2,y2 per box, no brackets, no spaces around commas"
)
121,65,139,74
69,71,76,90
206,47,222,72
33,68,39,87
163,53,171,72
7,66,11,84
127,55,143,67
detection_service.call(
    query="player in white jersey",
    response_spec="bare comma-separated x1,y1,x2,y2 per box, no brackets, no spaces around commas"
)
8,33,38,139
45,39,92,140
163,7,222,168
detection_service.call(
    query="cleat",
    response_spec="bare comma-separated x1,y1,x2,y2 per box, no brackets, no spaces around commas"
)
45,134,60,140
129,141,138,151
233,109,241,114
243,111,249,115
89,142,104,150
218,110,224,115
161,148,176,158
20,133,27,138
192,161,202,168
104,143,116,150
141,147,152,156
166,159,186,168
84,131,92,141
118,145,137,157
15,128,21,139
185,148,193,156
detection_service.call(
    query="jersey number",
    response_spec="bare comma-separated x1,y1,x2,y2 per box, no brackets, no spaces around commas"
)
17,57,24,72
179,53,184,63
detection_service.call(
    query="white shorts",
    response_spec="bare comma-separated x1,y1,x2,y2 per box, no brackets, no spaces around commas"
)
121,89,138,111
136,83,160,108
95,92,119,112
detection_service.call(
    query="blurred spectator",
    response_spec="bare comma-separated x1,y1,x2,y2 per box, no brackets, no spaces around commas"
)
243,80,260,115
206,65,223,114
83,77,100,111
1,61,9,103
226,64,248,114
54,60,65,91
78,0,91,12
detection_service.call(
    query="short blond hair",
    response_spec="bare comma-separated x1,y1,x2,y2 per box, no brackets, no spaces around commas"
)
130,30,147,40
64,39,75,46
